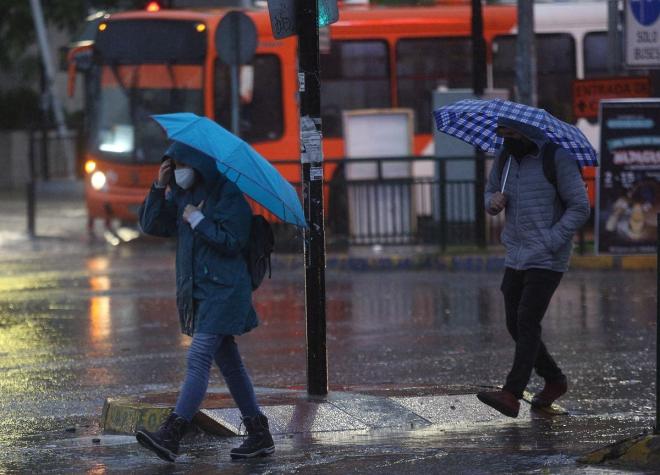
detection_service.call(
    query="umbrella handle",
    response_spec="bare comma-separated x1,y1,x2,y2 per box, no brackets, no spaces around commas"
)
500,156,511,193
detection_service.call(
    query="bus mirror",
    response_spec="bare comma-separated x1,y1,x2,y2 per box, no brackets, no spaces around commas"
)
67,46,93,97
67,61,77,97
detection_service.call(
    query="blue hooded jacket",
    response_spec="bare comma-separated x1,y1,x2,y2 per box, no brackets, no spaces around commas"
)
138,141,258,336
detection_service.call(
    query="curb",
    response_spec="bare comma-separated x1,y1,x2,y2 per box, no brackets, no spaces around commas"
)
271,254,656,272
101,385,537,437
579,432,660,467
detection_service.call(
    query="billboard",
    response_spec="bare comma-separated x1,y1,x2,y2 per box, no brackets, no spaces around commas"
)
596,99,660,254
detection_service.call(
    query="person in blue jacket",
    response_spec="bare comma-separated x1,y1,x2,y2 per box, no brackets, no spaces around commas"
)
135,141,274,462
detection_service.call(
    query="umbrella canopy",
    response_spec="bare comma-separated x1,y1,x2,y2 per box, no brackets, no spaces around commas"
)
152,113,307,228
433,98,599,167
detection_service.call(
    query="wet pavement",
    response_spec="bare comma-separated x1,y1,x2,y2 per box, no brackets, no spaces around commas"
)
0,192,658,473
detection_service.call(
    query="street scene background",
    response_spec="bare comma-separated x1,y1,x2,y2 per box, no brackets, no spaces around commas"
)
0,192,656,473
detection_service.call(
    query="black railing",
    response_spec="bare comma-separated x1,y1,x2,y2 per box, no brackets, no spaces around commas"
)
274,156,595,252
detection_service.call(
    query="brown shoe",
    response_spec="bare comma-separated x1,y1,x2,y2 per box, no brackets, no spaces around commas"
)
531,376,567,408
477,389,520,418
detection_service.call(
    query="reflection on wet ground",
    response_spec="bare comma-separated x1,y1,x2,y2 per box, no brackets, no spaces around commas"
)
0,240,656,473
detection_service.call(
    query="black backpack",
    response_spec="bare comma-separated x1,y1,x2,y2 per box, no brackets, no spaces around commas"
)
497,142,582,207
244,215,275,290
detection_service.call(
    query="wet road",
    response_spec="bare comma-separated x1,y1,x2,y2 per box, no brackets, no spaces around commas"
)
0,236,656,473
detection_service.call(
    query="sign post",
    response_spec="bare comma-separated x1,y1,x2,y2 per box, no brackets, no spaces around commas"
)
266,0,338,396
625,0,660,68
297,0,328,397
216,12,257,136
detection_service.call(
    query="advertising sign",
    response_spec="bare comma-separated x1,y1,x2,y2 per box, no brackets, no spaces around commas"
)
572,77,651,120
625,0,660,67
596,99,660,254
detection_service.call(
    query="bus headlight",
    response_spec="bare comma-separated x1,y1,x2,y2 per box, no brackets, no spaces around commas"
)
85,160,97,174
91,171,107,190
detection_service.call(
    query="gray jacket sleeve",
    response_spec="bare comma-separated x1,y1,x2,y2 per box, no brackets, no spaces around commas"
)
484,150,504,213
547,150,591,252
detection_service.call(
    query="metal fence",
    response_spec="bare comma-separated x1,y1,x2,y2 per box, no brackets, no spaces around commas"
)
27,128,81,181
280,156,594,251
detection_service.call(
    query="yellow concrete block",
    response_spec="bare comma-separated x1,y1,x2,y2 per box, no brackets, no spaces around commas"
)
621,256,656,270
570,255,614,270
101,397,172,434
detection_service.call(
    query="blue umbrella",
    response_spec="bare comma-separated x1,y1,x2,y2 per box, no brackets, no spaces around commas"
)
152,113,307,228
433,98,599,167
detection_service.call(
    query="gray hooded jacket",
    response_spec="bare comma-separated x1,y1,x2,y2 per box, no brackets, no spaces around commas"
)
484,118,590,272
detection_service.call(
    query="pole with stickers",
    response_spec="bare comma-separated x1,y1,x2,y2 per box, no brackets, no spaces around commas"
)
266,0,338,396
297,0,328,397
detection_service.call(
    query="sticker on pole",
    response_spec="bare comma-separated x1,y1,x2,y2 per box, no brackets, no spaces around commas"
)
300,116,323,164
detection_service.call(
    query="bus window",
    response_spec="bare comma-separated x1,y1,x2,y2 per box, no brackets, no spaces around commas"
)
320,40,391,137
493,33,576,123
215,54,284,143
584,32,609,78
396,37,472,134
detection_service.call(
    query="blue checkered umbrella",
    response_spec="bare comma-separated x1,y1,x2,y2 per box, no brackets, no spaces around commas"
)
433,98,598,166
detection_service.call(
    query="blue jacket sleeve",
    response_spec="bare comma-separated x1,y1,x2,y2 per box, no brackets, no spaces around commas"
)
138,184,178,238
547,150,591,252
192,185,252,256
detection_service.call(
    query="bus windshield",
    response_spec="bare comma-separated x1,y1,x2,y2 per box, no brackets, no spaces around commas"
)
91,19,207,163
93,64,204,162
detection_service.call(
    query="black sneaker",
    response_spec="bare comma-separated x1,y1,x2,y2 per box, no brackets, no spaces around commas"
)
230,413,275,459
136,412,189,462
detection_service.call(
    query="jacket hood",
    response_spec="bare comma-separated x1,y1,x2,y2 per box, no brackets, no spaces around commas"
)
497,117,549,149
163,141,224,190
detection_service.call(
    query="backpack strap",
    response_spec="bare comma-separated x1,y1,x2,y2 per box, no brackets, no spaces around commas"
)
542,142,566,208
542,142,560,189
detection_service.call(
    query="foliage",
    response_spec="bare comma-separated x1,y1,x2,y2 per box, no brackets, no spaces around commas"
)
0,88,41,129
0,1,142,69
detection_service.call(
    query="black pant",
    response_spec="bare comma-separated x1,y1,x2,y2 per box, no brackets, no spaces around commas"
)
501,267,564,399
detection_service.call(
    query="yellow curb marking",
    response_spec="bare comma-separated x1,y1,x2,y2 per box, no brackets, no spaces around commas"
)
570,256,614,269
102,398,172,434
621,256,656,270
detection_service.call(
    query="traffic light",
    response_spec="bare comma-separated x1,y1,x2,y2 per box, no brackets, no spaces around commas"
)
318,0,339,27
267,0,338,38
145,1,161,11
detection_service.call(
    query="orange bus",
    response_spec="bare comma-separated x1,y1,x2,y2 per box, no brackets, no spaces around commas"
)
68,1,605,230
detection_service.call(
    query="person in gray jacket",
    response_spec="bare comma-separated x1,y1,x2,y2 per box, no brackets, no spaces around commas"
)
476,117,590,418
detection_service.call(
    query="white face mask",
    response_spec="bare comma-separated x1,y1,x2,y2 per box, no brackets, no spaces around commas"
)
174,168,195,189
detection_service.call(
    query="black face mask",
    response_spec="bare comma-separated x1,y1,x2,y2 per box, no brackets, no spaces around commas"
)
504,137,536,159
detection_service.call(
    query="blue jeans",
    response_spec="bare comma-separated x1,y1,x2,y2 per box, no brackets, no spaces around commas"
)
174,333,261,422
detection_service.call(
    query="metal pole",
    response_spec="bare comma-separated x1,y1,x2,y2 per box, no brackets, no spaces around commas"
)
439,159,447,251
230,14,240,136
472,0,487,248
297,0,328,396
39,65,50,181
607,0,621,74
29,0,75,179
656,213,659,434
230,65,240,136
27,129,37,238
516,0,537,107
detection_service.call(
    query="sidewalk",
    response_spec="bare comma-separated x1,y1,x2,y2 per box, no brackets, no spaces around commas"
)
101,384,543,437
